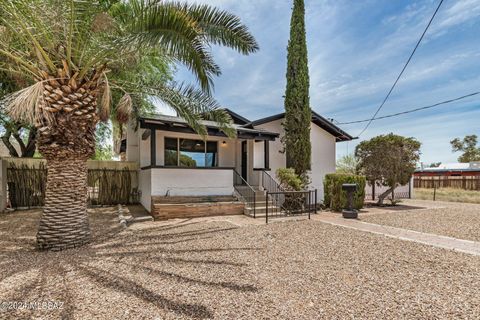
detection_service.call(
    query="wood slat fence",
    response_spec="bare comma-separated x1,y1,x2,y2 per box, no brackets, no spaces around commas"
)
414,176,480,191
7,162,139,209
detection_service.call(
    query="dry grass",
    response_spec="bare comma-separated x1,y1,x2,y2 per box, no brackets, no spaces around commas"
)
414,187,480,204
1,208,480,319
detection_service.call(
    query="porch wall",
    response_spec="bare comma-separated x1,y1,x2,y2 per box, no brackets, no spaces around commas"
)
150,168,234,197
139,169,152,212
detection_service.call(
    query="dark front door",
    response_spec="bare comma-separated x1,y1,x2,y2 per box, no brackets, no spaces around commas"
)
241,141,248,182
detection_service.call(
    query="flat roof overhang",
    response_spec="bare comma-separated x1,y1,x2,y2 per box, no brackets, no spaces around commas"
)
139,118,279,141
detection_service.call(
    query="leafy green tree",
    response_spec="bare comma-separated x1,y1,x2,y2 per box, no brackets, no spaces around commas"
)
450,135,480,163
355,133,421,205
92,123,114,160
0,0,258,251
336,154,358,175
283,0,311,183
0,71,37,157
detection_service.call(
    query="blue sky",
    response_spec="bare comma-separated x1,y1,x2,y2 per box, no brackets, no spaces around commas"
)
165,0,480,165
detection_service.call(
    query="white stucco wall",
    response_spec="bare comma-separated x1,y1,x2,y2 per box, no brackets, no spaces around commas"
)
126,121,140,163
255,119,286,171
150,168,234,196
310,124,336,200
253,141,265,169
139,169,152,212
255,118,336,201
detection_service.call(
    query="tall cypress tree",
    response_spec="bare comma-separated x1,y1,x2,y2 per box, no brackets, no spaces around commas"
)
283,0,311,182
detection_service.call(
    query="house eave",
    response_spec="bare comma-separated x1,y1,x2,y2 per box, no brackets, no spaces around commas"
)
249,111,355,142
139,117,279,141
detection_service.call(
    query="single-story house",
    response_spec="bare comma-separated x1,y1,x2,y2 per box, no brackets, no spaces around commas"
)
125,109,354,214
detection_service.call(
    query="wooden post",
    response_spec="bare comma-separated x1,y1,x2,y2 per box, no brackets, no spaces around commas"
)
433,181,436,201
150,129,156,167
264,140,270,169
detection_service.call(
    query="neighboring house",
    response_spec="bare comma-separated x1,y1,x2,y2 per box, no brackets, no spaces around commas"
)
125,109,354,213
415,162,480,177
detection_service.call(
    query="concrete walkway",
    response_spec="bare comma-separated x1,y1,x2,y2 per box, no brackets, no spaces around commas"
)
315,214,480,256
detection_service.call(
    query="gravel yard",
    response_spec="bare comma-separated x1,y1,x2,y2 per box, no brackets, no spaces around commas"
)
1,207,480,319
363,200,480,242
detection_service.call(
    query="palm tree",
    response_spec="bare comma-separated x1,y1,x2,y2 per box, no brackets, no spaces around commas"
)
0,0,258,251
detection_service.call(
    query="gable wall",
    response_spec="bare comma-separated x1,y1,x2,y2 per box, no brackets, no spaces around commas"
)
254,118,336,201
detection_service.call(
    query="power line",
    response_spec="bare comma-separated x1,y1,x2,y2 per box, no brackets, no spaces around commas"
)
357,0,445,137
337,91,480,125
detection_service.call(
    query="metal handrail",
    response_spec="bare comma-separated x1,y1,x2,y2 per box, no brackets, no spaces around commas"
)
265,189,318,223
233,170,256,218
261,170,285,217
261,170,284,193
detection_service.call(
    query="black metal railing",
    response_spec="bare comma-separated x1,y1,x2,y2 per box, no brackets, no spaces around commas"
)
261,170,285,215
261,170,284,193
233,170,256,217
265,190,317,223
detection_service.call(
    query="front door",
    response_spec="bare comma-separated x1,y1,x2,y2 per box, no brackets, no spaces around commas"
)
241,141,248,182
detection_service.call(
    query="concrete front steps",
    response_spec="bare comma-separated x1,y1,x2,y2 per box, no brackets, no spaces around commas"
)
234,187,283,217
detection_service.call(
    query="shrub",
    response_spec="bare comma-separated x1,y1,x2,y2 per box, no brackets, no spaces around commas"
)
276,168,304,191
324,173,366,211
276,168,306,213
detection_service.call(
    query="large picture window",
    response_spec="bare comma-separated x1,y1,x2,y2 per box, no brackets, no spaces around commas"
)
164,137,218,167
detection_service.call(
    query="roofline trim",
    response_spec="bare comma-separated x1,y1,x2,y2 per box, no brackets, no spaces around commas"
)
249,111,356,142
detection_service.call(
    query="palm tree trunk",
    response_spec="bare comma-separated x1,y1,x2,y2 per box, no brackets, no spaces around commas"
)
36,159,90,251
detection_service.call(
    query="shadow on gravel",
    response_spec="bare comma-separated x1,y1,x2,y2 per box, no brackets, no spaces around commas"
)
0,209,259,319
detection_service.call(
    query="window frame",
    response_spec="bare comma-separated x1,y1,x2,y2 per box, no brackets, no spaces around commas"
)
164,137,219,167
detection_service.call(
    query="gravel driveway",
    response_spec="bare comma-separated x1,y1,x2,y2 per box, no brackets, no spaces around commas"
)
363,200,480,242
1,207,480,319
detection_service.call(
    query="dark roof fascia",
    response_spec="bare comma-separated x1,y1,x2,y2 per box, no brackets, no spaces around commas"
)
250,112,356,142
139,117,279,141
223,108,251,125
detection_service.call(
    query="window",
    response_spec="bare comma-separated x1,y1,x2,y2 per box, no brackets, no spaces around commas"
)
164,138,178,166
164,137,218,167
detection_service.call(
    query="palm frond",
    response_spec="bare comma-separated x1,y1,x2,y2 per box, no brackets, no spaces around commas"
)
180,3,259,54
1,82,44,124
148,82,236,138
98,72,111,122
116,93,133,124
120,0,222,93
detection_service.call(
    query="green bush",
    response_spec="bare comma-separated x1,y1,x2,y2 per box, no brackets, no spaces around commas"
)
324,173,366,211
276,168,304,191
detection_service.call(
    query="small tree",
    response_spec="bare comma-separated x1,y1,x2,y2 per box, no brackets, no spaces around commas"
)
336,154,358,175
355,133,421,205
450,135,480,163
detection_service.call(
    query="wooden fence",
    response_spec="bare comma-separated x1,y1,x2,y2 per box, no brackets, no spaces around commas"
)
414,176,480,191
5,159,139,209
364,179,412,201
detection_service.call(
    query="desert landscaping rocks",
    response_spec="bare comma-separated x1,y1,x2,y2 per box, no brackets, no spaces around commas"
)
363,200,480,242
1,205,480,319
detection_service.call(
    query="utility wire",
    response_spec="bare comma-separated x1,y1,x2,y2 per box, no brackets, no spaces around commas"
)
357,0,445,137
337,91,480,125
